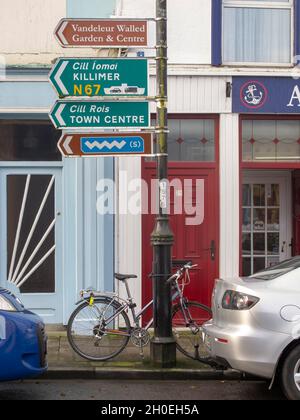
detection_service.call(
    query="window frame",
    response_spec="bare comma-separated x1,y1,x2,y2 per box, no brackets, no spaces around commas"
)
222,0,295,67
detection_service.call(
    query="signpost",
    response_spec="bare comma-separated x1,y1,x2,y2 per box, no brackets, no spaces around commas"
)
50,11,175,369
50,100,150,129
55,19,149,48
58,133,153,157
49,58,149,98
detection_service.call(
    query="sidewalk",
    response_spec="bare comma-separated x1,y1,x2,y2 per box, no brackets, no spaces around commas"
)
43,329,242,381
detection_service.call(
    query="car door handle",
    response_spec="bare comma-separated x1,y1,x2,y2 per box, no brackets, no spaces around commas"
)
204,240,216,261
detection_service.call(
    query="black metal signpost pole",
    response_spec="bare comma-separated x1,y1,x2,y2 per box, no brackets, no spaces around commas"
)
150,0,177,368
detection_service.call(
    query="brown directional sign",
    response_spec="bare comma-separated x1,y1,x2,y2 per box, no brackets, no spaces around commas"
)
55,19,149,48
58,133,153,157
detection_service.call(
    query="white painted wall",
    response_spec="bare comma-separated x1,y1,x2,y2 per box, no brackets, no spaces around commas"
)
0,0,118,66
115,157,142,312
219,114,240,279
118,0,212,64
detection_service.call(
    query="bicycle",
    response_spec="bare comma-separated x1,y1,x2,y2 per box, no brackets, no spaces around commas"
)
67,261,212,362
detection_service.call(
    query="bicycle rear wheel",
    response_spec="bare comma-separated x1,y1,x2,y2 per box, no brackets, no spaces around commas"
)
172,301,212,361
67,297,131,362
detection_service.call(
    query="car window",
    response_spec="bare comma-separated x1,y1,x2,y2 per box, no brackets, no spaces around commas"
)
250,257,300,280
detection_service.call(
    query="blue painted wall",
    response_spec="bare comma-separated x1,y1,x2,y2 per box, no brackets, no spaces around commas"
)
211,0,222,66
0,82,56,108
67,0,116,18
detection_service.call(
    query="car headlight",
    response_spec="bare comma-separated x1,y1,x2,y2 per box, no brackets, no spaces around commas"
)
0,295,17,312
222,290,260,311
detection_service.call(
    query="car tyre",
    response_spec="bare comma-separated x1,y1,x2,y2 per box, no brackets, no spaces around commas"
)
281,345,300,400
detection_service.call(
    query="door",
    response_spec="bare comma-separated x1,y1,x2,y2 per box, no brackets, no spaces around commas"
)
142,164,219,318
242,172,292,276
0,167,63,323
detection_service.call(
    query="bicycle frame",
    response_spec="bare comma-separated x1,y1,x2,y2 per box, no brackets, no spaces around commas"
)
89,267,196,335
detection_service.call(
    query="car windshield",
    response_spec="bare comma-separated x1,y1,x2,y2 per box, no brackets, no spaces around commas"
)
250,257,300,280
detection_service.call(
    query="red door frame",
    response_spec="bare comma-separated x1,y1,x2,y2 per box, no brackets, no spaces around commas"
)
239,114,300,275
142,114,220,308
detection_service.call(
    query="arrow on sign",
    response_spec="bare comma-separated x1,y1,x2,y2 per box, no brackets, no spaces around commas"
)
62,136,73,155
56,20,69,46
54,103,66,127
52,60,69,96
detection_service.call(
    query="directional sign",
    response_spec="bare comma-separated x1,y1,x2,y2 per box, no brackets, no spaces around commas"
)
49,58,148,98
50,100,150,130
58,133,153,157
55,19,149,48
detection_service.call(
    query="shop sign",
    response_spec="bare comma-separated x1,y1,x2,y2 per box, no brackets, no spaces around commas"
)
233,77,300,113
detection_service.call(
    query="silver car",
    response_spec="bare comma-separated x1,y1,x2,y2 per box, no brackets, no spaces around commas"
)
203,257,300,400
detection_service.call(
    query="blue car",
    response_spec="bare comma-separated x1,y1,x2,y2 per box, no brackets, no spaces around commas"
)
0,288,47,381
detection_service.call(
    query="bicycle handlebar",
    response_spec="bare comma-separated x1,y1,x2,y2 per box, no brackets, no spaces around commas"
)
166,263,198,284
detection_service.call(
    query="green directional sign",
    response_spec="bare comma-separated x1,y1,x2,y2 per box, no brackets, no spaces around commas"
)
49,58,148,98
49,100,150,129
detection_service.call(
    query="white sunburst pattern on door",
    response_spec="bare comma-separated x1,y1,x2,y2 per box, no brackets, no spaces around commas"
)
7,174,56,289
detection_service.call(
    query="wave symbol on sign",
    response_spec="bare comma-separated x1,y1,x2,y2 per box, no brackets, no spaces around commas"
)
85,140,127,150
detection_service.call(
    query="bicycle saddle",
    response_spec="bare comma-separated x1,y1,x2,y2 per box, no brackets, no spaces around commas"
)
114,273,138,281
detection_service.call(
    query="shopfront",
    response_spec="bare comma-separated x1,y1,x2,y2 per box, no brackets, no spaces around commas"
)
233,76,300,276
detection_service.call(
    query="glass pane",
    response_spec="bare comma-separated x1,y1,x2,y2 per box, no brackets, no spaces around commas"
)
242,120,300,163
242,233,251,255
253,185,265,206
0,120,61,161
253,209,265,231
267,257,280,269
253,233,265,255
152,118,216,162
7,175,55,293
267,184,280,206
267,233,280,255
243,258,252,277
223,7,291,64
253,257,266,273
243,184,251,206
267,209,280,231
242,208,251,232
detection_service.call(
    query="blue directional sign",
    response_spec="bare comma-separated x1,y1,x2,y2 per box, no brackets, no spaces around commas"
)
57,133,153,157
81,136,146,154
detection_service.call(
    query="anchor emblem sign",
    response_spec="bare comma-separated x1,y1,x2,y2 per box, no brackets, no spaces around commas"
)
240,81,268,109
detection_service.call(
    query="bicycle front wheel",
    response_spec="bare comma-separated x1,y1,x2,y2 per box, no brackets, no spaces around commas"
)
172,301,212,361
67,297,131,362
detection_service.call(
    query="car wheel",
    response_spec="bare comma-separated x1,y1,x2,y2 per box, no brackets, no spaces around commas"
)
281,345,300,400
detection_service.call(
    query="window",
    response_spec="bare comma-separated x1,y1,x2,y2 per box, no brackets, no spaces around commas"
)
0,120,61,161
152,118,216,162
67,0,116,18
242,182,281,276
223,0,293,65
242,118,300,162
7,175,55,293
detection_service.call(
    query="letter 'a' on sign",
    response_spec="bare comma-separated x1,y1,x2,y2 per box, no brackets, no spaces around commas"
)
54,19,149,48
49,58,149,98
49,100,150,130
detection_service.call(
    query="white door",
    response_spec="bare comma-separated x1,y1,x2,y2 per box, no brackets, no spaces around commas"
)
242,172,292,276
0,167,63,323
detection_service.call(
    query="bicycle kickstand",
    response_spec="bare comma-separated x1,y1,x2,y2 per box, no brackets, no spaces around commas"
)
139,342,145,359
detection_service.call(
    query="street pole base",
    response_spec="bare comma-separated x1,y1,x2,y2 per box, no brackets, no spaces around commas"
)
150,337,177,369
